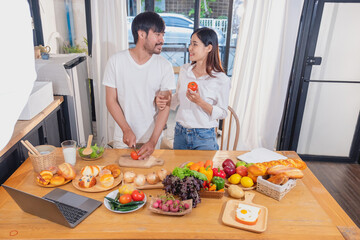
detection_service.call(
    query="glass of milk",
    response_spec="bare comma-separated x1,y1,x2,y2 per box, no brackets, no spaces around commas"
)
61,140,77,165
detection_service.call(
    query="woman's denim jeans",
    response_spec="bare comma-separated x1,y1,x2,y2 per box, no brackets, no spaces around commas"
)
173,122,219,150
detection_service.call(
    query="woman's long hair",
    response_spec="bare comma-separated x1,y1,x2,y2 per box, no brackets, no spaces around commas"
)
191,27,225,77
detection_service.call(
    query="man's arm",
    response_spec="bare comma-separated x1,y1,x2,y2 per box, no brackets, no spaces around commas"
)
138,90,171,159
105,86,136,147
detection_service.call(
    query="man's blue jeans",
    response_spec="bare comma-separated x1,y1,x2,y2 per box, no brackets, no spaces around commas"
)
173,122,219,150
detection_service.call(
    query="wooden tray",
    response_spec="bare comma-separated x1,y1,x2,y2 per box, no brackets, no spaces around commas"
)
222,192,268,233
72,173,123,192
199,189,224,198
225,181,256,191
131,182,164,190
118,155,164,168
35,178,71,188
148,199,192,216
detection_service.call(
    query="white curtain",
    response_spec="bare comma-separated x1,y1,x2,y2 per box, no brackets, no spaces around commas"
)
226,0,304,150
90,0,128,145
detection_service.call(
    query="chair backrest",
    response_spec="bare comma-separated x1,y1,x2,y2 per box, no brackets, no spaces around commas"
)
220,106,240,150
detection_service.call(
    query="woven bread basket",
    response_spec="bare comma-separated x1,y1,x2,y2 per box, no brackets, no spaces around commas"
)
29,145,56,173
256,175,296,201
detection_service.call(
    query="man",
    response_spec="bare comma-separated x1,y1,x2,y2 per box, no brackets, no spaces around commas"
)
103,12,175,159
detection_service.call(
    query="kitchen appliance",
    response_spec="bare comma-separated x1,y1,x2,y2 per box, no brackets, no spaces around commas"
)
35,54,92,146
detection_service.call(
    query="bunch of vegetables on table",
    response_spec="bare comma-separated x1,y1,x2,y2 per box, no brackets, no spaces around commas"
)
151,194,190,213
162,165,208,207
105,189,145,212
223,159,255,188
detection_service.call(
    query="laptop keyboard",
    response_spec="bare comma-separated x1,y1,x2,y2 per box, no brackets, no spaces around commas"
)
46,199,88,224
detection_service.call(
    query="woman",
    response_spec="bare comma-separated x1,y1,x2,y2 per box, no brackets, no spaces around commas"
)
157,27,231,150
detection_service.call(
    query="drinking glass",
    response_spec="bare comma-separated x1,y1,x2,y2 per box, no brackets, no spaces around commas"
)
61,140,77,165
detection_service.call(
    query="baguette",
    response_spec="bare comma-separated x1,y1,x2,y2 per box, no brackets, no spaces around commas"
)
247,164,267,176
267,165,304,179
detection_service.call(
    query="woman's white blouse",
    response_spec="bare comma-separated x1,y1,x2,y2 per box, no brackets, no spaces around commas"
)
171,63,231,129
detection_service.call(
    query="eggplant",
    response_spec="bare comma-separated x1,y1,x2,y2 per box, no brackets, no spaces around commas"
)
223,166,236,178
222,159,236,169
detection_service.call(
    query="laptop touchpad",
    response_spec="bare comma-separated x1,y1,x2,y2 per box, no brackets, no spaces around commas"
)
56,192,87,207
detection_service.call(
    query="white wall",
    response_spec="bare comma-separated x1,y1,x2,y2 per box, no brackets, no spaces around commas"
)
39,0,87,53
297,3,360,157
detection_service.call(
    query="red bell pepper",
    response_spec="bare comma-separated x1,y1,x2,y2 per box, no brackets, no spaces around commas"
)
212,168,226,179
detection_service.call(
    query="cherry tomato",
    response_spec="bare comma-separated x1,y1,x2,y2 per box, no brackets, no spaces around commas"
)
119,194,132,204
187,81,198,91
131,190,145,201
130,151,139,160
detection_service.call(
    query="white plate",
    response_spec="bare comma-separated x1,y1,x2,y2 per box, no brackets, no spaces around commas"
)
104,190,147,213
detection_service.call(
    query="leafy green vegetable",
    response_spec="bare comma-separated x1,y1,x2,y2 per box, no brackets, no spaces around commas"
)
78,144,104,158
172,167,207,181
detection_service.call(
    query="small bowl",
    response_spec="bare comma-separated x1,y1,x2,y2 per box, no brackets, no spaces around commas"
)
78,146,105,161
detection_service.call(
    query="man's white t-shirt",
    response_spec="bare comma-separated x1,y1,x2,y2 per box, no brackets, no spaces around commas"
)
103,50,175,146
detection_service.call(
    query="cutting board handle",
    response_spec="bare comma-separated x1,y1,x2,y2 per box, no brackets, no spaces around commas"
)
243,192,255,203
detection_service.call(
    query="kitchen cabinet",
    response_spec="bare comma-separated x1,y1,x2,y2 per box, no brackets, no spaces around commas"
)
0,97,65,184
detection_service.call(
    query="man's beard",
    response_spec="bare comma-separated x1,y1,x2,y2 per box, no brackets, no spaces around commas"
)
144,41,163,55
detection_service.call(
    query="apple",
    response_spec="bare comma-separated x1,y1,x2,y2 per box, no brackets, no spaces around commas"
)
236,161,246,167
236,166,248,177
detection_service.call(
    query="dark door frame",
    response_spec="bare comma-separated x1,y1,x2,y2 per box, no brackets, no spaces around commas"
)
277,0,360,163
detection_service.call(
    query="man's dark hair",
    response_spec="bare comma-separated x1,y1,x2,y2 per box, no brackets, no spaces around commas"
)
131,11,165,44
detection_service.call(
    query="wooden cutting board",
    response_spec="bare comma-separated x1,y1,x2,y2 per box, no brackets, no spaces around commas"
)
222,192,268,233
118,155,164,168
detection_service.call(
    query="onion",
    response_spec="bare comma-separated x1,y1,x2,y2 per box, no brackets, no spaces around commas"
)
157,168,168,181
124,171,136,183
134,174,146,187
146,172,160,185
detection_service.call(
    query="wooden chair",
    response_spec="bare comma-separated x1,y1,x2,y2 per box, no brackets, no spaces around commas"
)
219,106,240,150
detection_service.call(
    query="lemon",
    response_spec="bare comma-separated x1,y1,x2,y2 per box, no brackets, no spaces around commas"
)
228,173,241,184
241,176,254,188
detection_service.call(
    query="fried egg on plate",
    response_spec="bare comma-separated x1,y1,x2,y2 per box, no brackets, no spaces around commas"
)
235,203,261,225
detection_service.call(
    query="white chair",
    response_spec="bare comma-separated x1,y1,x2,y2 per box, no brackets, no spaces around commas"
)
219,106,240,150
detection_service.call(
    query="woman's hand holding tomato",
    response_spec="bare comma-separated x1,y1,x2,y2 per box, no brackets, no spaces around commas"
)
186,88,201,104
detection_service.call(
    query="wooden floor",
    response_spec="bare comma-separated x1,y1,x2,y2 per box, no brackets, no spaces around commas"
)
307,161,360,228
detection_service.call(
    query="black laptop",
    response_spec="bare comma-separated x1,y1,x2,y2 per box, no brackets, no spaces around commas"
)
2,185,102,228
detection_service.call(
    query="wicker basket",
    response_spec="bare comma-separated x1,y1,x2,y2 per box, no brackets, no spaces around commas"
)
199,189,225,199
256,175,296,201
29,145,56,173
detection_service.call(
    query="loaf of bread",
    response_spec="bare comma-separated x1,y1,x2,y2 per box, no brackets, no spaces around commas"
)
267,172,289,185
99,174,114,188
78,175,96,188
103,164,121,178
36,170,53,185
267,165,304,179
247,158,306,178
80,165,101,177
50,175,66,186
58,163,76,180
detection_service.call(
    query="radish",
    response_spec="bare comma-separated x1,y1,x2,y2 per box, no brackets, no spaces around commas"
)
156,199,162,204
175,200,180,205
184,203,190,209
152,201,159,209
170,204,179,212
161,204,169,212
165,200,173,206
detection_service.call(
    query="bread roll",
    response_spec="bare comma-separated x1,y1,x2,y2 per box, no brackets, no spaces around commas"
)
80,165,101,177
50,175,65,186
36,170,53,185
103,164,121,178
267,165,304,179
78,175,96,188
99,174,114,188
247,164,267,176
58,163,76,180
46,166,59,175
267,173,289,185
99,169,112,178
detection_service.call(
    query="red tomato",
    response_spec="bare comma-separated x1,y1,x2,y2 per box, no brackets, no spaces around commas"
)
131,190,145,201
119,194,132,204
130,151,139,160
187,82,198,91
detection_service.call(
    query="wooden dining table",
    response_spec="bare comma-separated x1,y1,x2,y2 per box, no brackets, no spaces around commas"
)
0,149,359,239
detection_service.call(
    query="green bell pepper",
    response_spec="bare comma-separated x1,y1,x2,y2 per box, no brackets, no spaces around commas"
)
211,176,225,190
